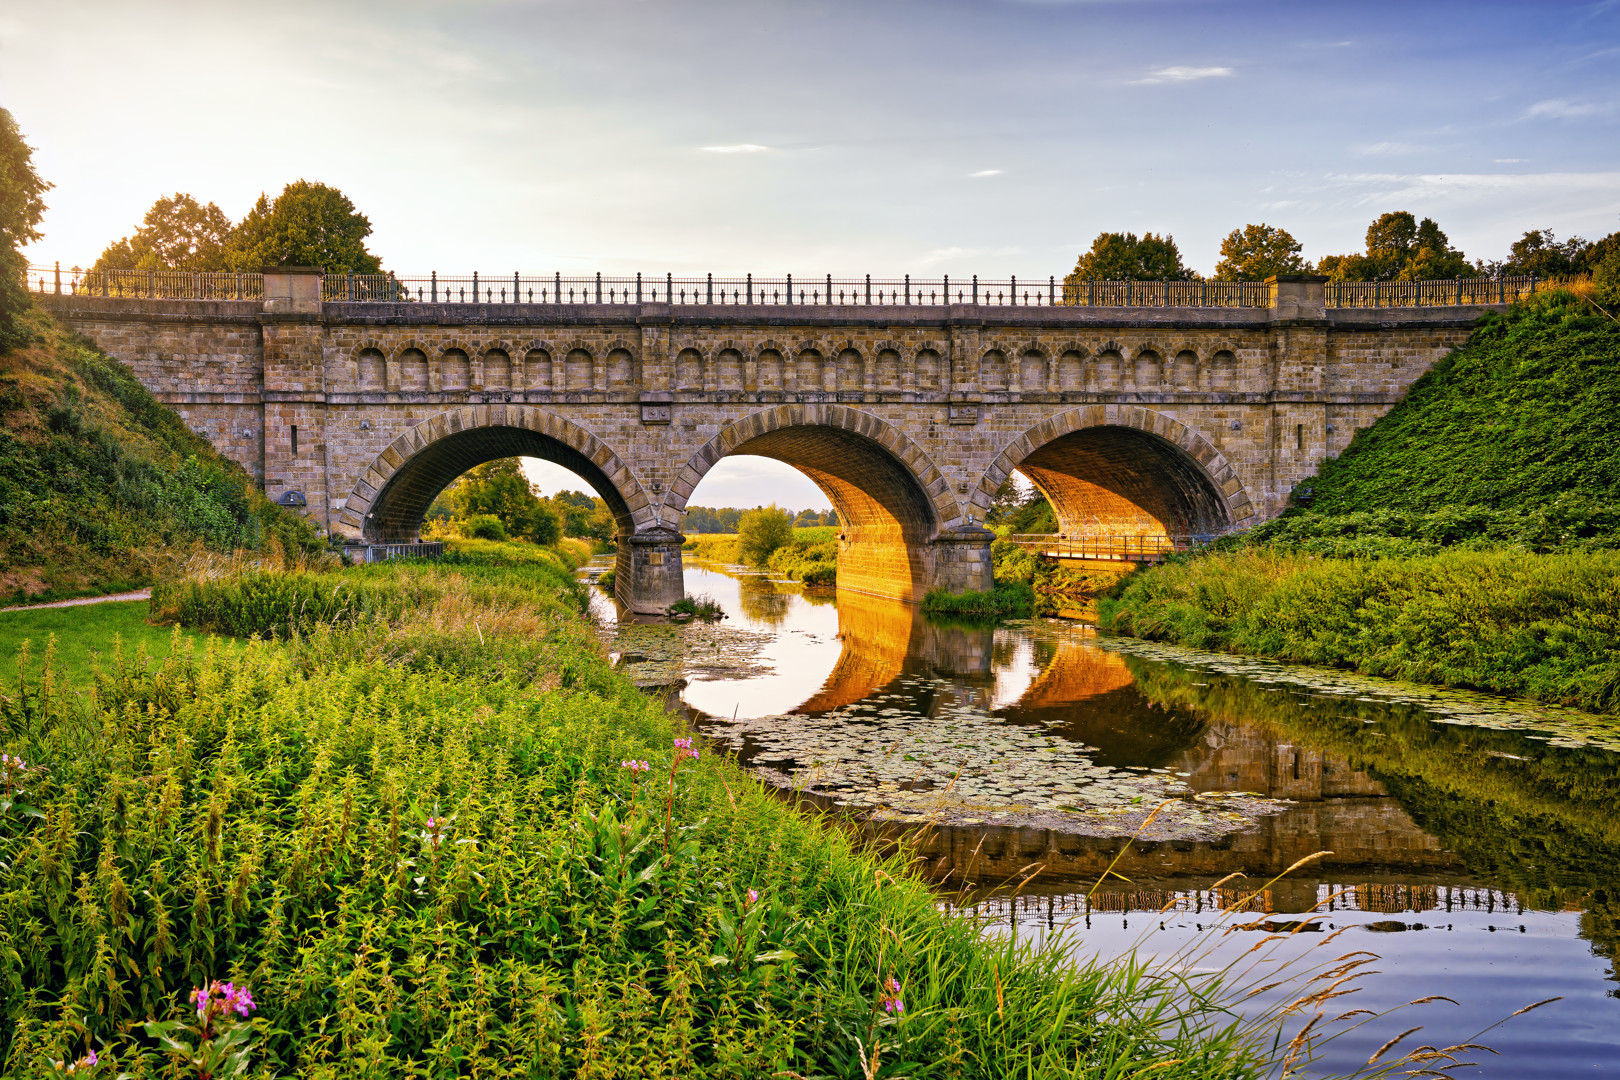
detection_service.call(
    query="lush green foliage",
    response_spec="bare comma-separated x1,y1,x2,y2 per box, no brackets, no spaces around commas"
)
1,556,1272,1079
0,600,208,688
765,527,838,586
1262,289,1620,551
1099,547,1620,714
0,314,321,601
93,180,382,274
1213,223,1307,281
666,593,725,620
920,580,1035,620
0,107,49,353
89,194,234,274
1065,231,1190,282
1317,211,1475,281
736,505,794,565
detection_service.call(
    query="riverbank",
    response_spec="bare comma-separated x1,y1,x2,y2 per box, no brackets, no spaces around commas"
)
1098,546,1620,715
2,542,1278,1078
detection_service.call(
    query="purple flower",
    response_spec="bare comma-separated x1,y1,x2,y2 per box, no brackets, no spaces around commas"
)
880,976,904,1014
620,759,650,772
746,888,759,905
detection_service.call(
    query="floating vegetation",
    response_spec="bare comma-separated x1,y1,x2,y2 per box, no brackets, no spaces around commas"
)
700,675,1291,841
606,620,776,687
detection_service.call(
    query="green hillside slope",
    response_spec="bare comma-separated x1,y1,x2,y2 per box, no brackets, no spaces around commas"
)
0,309,319,601
1260,287,1620,554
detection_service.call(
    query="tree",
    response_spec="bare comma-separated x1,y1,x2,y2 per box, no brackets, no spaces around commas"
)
225,180,382,272
1318,211,1475,281
1066,231,1192,282
1213,224,1308,281
737,504,793,564
91,193,233,272
0,107,51,352
447,458,558,543
1500,228,1590,278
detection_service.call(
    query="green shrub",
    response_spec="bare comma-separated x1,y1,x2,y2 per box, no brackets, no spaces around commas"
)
460,513,508,541
921,579,1036,620
736,505,793,564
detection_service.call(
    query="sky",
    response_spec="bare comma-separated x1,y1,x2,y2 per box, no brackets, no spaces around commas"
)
6,0,1618,509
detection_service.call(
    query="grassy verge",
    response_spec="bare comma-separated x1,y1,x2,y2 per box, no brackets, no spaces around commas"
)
683,533,740,562
2,550,1277,1079
1099,547,1620,714
920,580,1035,620
685,528,839,586
0,598,207,688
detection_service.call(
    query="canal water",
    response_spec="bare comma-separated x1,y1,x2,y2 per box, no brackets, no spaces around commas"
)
589,559,1620,1078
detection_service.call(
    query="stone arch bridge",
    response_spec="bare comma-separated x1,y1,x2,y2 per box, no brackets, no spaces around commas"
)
44,271,1498,613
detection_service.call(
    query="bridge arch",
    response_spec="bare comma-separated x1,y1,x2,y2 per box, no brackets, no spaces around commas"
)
666,404,962,600
338,404,654,543
975,405,1255,538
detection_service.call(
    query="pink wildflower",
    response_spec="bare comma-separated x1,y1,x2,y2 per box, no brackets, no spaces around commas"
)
746,888,759,906
880,976,904,1014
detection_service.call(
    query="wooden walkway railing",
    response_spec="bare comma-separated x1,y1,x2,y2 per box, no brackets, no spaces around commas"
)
1006,534,1216,563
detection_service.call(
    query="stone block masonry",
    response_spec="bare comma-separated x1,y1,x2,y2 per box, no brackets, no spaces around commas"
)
42,275,1491,613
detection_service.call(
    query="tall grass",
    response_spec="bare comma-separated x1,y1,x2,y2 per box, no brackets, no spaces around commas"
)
0,556,1285,1078
1099,547,1620,713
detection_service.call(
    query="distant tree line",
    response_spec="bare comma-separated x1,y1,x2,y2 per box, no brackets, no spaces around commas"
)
1066,214,1620,286
683,505,837,533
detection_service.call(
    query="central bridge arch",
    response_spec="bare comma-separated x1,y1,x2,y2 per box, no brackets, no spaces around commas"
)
667,404,969,602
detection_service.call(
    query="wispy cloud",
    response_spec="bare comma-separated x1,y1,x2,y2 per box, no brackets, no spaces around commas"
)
969,169,1003,178
1494,158,1529,164
1356,141,1422,156
1133,65,1233,85
699,143,771,153
1526,99,1617,120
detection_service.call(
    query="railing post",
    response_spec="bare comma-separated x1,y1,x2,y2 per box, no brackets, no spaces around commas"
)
943,273,950,304
1049,275,1054,305
1010,273,1017,305
786,273,793,304
53,260,60,295
146,269,154,299
1088,278,1095,306
472,270,479,303
745,272,751,304
972,274,978,304
826,273,832,305
905,273,911,305
596,271,602,304
431,271,437,303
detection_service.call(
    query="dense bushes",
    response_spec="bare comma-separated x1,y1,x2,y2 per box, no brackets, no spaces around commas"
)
1099,547,1620,714
736,505,793,564
921,579,1035,619
0,557,1271,1079
766,527,838,586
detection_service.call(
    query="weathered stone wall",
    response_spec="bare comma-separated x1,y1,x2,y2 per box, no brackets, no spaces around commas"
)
42,288,1489,610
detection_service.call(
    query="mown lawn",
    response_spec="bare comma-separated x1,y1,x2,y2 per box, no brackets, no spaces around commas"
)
0,598,206,686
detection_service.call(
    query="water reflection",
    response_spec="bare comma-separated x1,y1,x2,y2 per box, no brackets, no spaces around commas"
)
593,560,1620,1077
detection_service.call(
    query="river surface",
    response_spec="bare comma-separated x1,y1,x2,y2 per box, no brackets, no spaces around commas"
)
588,559,1620,1078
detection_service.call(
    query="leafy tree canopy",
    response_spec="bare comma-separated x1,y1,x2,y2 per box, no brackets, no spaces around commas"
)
91,193,233,273
0,107,50,352
737,505,794,564
226,180,382,273
1497,228,1592,278
1213,223,1308,281
1066,231,1192,282
1318,211,1475,281
446,458,558,544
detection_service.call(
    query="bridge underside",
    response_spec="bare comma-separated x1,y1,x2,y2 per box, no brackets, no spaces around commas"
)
1017,426,1232,539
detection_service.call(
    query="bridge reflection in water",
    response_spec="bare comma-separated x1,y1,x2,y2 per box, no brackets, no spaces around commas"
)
662,562,1618,1075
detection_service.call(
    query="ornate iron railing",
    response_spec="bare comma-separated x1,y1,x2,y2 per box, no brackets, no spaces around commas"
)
25,263,1545,310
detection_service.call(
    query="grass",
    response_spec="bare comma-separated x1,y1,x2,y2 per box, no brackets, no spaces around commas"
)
666,593,725,620
684,528,839,586
0,549,1292,1079
1098,546,1620,714
920,579,1035,620
0,598,207,687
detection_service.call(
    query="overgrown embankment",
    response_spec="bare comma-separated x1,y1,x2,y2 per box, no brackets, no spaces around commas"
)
1,549,1274,1078
1100,289,1620,711
0,310,320,601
